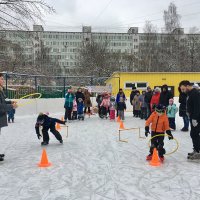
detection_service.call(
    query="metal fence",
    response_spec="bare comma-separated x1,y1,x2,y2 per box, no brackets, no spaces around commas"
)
2,72,119,99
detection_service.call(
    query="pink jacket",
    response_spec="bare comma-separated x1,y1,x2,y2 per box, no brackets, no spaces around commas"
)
73,100,77,111
100,98,110,109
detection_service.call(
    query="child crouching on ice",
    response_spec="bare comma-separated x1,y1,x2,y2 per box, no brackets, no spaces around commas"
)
35,113,65,145
100,93,110,118
145,104,173,162
167,98,178,131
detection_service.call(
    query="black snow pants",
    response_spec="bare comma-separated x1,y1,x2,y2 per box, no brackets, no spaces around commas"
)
42,124,62,143
150,132,166,156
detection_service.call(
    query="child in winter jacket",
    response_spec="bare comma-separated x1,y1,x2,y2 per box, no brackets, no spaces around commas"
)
150,87,161,112
145,104,173,162
132,91,141,117
64,89,75,122
77,98,84,120
72,98,77,120
167,99,178,130
117,97,126,120
35,113,65,145
7,108,15,123
100,94,111,118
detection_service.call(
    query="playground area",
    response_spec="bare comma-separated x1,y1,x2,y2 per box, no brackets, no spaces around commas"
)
0,103,200,200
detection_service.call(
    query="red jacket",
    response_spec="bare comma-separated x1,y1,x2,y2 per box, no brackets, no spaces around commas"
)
150,93,160,112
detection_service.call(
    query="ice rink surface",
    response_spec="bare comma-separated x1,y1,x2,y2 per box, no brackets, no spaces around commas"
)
0,111,200,200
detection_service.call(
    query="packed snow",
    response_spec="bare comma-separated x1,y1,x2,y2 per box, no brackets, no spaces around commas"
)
0,99,200,200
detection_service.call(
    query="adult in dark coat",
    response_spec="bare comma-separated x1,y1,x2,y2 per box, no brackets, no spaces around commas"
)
178,87,189,131
179,80,200,159
144,86,153,118
0,73,18,161
116,88,126,103
159,84,173,107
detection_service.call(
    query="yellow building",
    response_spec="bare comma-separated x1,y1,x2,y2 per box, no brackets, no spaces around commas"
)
106,72,200,97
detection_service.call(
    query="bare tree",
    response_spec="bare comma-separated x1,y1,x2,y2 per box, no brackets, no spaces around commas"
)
0,0,55,30
183,27,200,72
77,40,120,78
163,2,181,33
158,2,183,71
0,36,25,71
138,21,159,72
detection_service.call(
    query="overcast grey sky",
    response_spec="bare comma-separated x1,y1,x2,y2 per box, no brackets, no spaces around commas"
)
42,0,200,33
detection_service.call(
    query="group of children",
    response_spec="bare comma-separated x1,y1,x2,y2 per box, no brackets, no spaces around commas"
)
132,89,178,131
96,91,127,120
71,98,85,121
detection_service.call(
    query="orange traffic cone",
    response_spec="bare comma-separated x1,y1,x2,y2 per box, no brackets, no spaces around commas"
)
119,121,125,129
149,148,161,167
38,149,51,167
117,116,121,123
56,123,61,130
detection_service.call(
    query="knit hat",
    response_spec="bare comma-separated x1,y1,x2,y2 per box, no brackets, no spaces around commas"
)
193,83,199,89
154,87,161,93
155,104,165,113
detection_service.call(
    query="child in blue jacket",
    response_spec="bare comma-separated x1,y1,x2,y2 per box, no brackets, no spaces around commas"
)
8,108,15,123
64,89,75,122
167,98,178,130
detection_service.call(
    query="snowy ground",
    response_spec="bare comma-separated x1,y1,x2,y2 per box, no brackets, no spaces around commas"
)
1,111,200,200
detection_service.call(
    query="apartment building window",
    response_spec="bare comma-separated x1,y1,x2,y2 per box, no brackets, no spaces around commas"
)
134,39,138,42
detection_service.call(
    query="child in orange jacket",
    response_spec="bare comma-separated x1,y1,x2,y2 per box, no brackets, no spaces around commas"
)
145,104,173,161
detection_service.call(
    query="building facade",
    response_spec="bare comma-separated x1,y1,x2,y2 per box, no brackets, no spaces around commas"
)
106,72,200,97
0,25,140,74
0,25,199,75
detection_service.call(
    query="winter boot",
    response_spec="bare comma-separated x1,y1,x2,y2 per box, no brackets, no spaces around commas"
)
188,149,197,156
41,141,49,146
59,140,63,144
159,156,165,162
187,151,200,160
181,128,189,132
0,154,5,158
0,157,4,161
146,154,152,161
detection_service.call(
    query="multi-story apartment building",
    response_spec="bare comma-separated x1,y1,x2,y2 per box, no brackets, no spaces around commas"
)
0,25,140,74
0,25,199,74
